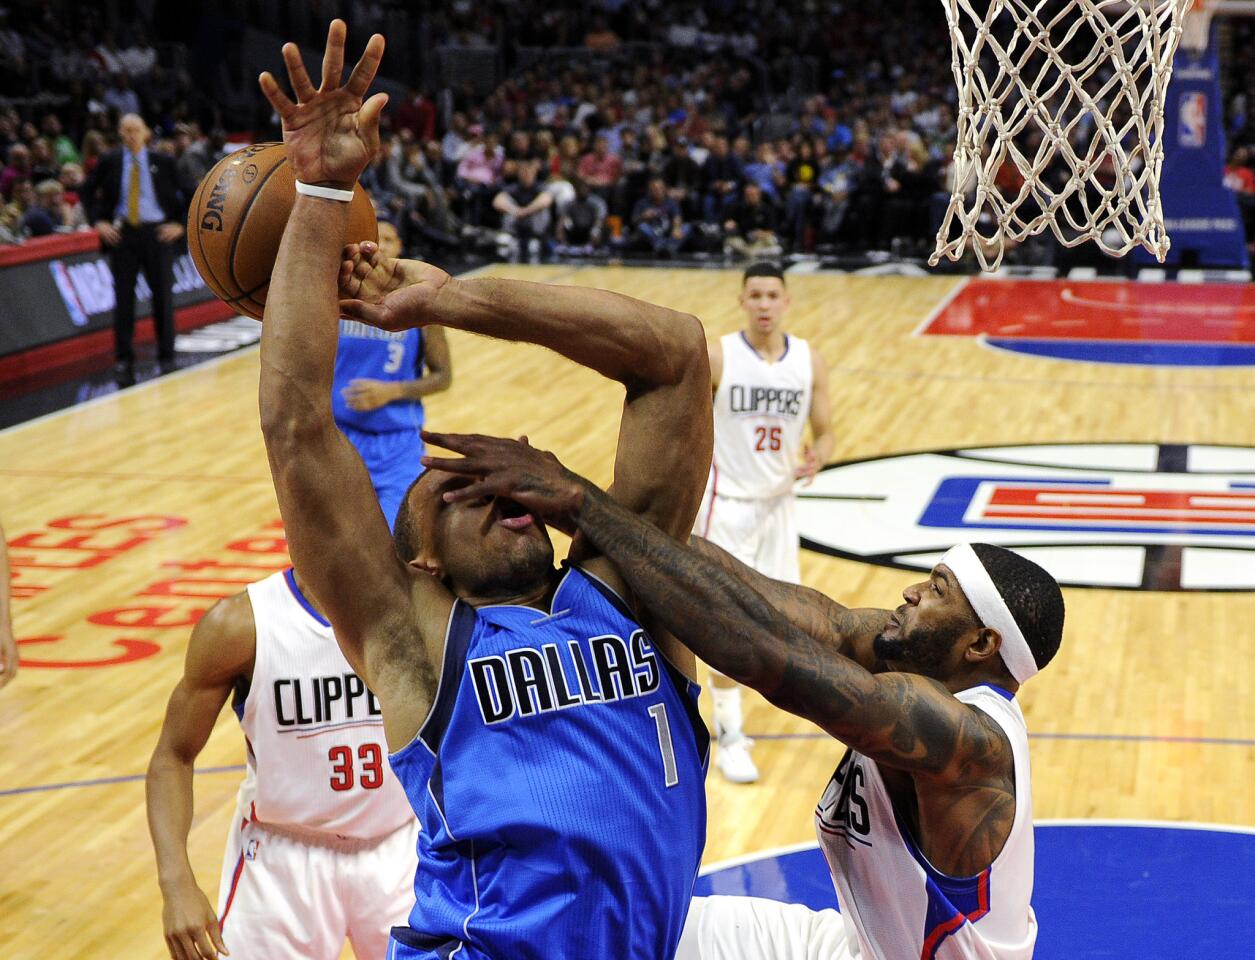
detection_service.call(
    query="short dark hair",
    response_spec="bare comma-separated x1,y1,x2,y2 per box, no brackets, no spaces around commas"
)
743,261,785,286
391,473,427,562
971,543,1065,672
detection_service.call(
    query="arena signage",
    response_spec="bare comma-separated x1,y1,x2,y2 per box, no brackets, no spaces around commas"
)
798,443,1255,591
0,245,216,357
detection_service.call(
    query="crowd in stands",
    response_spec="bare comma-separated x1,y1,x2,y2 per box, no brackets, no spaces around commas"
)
1,0,1254,262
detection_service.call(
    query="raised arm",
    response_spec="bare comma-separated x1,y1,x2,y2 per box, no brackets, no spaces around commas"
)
256,23,449,737
341,237,713,674
689,534,888,671
425,436,1008,783
146,592,253,960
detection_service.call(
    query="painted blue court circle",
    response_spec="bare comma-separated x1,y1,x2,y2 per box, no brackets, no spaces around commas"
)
694,822,1255,959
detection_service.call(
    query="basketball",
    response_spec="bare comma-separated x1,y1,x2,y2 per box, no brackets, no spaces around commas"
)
187,142,378,320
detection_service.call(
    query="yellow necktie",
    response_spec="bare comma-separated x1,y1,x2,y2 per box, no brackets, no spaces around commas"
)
127,156,141,227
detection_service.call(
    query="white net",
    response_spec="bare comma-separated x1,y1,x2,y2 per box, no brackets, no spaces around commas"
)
931,0,1195,270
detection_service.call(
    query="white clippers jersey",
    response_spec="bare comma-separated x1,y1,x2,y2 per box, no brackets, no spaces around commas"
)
238,570,413,840
814,684,1036,960
711,332,813,499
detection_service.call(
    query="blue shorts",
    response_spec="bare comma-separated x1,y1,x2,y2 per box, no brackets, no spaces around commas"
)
340,426,425,530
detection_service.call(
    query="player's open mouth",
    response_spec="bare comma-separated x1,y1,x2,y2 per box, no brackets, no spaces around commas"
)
494,497,535,530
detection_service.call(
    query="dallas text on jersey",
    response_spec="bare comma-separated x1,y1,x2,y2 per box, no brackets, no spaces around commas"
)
728,385,805,417
470,629,663,725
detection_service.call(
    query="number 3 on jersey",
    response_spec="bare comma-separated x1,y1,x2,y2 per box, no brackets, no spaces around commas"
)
383,341,405,374
328,742,384,791
754,426,782,452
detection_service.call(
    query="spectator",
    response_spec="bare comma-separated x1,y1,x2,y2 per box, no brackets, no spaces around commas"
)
455,128,504,225
556,176,608,253
81,113,186,384
663,137,703,218
394,88,437,142
81,130,108,174
118,27,158,78
41,115,81,166
1225,146,1255,246
442,112,470,169
29,138,58,182
701,134,743,222
493,160,555,259
173,124,213,194
103,73,142,117
743,142,784,198
724,182,782,259
631,175,691,256
0,143,31,200
21,179,74,236
577,133,623,195
584,17,621,51
2,177,35,233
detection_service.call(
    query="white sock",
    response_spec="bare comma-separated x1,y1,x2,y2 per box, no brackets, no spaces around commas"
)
711,684,744,744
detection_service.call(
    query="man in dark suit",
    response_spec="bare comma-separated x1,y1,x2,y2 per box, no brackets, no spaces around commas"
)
82,113,187,384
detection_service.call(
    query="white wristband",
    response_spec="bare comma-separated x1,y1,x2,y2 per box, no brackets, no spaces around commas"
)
295,180,355,202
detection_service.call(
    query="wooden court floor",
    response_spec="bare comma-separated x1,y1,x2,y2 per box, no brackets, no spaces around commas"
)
2,265,1254,958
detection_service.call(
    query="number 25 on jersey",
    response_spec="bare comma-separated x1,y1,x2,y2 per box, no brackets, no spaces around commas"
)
754,426,783,452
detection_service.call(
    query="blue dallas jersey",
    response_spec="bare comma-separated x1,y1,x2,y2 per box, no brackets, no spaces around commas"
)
388,564,709,960
332,319,426,435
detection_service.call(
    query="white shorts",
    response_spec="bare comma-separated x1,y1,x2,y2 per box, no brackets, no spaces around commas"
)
675,896,857,960
217,811,419,960
695,490,800,584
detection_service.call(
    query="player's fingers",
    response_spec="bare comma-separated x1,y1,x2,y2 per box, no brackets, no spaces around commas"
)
257,72,295,117
442,477,506,503
192,923,223,959
358,91,389,153
346,33,386,97
420,430,500,454
281,42,317,102
338,298,386,327
168,931,193,960
320,19,346,91
209,918,229,955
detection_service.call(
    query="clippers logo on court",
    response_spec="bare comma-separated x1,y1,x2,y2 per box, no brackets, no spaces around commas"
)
797,443,1255,591
921,278,1255,366
1179,92,1207,147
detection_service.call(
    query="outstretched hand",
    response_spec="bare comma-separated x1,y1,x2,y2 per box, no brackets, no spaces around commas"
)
258,20,387,189
421,431,588,535
338,241,453,331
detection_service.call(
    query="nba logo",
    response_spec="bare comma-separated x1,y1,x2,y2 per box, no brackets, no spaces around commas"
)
245,839,260,861
1179,92,1207,147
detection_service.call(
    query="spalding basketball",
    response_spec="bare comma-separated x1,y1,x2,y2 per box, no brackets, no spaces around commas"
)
187,142,378,321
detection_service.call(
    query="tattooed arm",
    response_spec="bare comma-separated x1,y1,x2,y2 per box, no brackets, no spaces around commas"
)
425,434,1012,783
587,488,1009,780
688,535,890,672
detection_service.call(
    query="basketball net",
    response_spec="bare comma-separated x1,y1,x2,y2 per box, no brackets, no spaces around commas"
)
931,0,1196,270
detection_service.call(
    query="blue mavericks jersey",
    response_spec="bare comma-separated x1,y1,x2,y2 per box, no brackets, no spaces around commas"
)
388,565,709,960
332,320,426,435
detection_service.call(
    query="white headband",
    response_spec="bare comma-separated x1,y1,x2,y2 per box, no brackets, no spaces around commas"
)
940,543,1039,684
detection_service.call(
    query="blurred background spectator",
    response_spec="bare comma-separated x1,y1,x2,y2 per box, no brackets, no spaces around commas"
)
0,0,1249,264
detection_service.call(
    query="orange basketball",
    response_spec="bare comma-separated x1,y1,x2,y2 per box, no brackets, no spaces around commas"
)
187,142,378,321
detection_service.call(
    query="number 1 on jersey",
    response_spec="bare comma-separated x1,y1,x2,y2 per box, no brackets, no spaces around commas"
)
648,702,680,787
